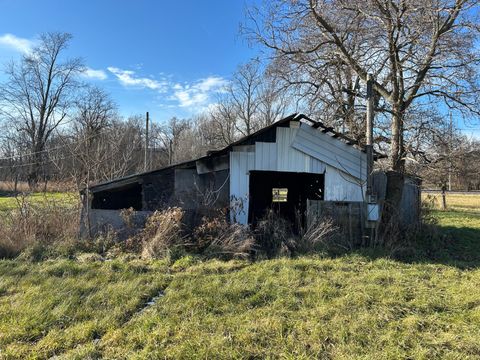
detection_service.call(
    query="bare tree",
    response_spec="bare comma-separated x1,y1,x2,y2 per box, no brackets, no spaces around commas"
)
246,0,480,212
215,58,289,137
154,117,191,165
69,86,117,188
229,60,263,136
0,32,84,189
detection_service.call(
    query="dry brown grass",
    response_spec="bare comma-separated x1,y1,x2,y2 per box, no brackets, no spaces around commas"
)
298,217,338,252
140,207,186,259
0,180,75,193
422,192,480,212
0,194,81,259
194,215,256,259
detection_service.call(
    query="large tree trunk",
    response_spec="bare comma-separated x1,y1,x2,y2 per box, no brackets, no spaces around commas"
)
381,110,406,242
27,143,44,191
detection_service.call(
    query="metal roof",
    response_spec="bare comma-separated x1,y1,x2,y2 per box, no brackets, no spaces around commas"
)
85,113,381,192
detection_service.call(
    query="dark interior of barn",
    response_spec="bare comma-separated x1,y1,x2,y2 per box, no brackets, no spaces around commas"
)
248,171,324,230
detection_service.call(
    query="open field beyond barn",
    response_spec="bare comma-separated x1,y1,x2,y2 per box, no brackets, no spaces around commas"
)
0,192,78,212
0,205,480,359
423,191,480,212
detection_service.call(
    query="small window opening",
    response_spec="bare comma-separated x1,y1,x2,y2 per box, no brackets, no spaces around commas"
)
272,188,288,202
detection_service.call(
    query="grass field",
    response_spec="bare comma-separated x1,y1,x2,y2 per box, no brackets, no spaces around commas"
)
0,191,479,358
0,210,479,359
0,192,78,212
423,191,480,212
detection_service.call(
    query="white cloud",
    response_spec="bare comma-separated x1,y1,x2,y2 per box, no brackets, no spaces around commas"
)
81,67,108,80
106,66,228,111
172,76,229,108
0,33,34,53
107,66,167,91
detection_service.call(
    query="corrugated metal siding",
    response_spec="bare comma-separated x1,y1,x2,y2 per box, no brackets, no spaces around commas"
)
292,123,367,180
310,157,327,174
324,165,364,201
229,151,255,225
230,124,364,224
276,127,311,172
255,127,326,174
255,142,277,171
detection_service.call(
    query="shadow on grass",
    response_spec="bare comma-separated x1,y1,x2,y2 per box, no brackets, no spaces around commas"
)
345,210,480,269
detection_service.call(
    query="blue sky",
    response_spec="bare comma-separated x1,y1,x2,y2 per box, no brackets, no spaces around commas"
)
0,0,260,122
0,0,478,138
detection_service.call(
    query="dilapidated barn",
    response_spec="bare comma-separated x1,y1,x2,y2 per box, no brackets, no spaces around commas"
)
81,113,374,235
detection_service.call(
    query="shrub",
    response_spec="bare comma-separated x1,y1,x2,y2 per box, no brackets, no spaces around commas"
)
254,209,297,257
297,217,338,254
193,214,256,260
0,194,80,259
140,207,186,259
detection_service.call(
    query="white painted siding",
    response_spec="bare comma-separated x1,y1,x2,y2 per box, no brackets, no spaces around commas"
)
229,123,364,224
324,165,364,201
276,127,311,172
229,151,255,225
255,127,326,174
255,142,277,171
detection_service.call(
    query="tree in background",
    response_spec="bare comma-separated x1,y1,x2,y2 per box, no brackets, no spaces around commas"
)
0,32,84,189
212,59,290,138
68,86,117,189
246,0,480,215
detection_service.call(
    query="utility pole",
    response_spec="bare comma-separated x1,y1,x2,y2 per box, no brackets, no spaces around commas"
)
144,111,149,171
364,73,378,237
448,112,453,191
366,74,374,198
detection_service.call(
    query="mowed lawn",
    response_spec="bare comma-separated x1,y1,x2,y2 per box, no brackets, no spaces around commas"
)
0,212,479,358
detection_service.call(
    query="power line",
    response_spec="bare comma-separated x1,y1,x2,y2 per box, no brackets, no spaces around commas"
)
0,131,113,162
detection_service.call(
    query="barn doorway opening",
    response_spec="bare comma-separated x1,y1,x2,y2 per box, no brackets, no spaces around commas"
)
248,171,324,230
91,182,143,210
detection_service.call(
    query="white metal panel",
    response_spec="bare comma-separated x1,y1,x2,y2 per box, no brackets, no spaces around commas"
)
292,123,367,180
324,165,364,201
276,127,311,172
310,157,327,174
229,152,255,225
255,142,277,171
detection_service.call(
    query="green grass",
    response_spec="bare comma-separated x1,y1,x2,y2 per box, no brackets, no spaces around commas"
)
0,210,479,359
0,192,78,212
0,259,171,359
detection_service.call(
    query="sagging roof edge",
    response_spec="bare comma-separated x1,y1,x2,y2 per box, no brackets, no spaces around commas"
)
82,113,385,193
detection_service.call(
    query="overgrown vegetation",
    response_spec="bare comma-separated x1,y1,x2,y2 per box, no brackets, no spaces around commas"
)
1,192,476,264
0,194,80,260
